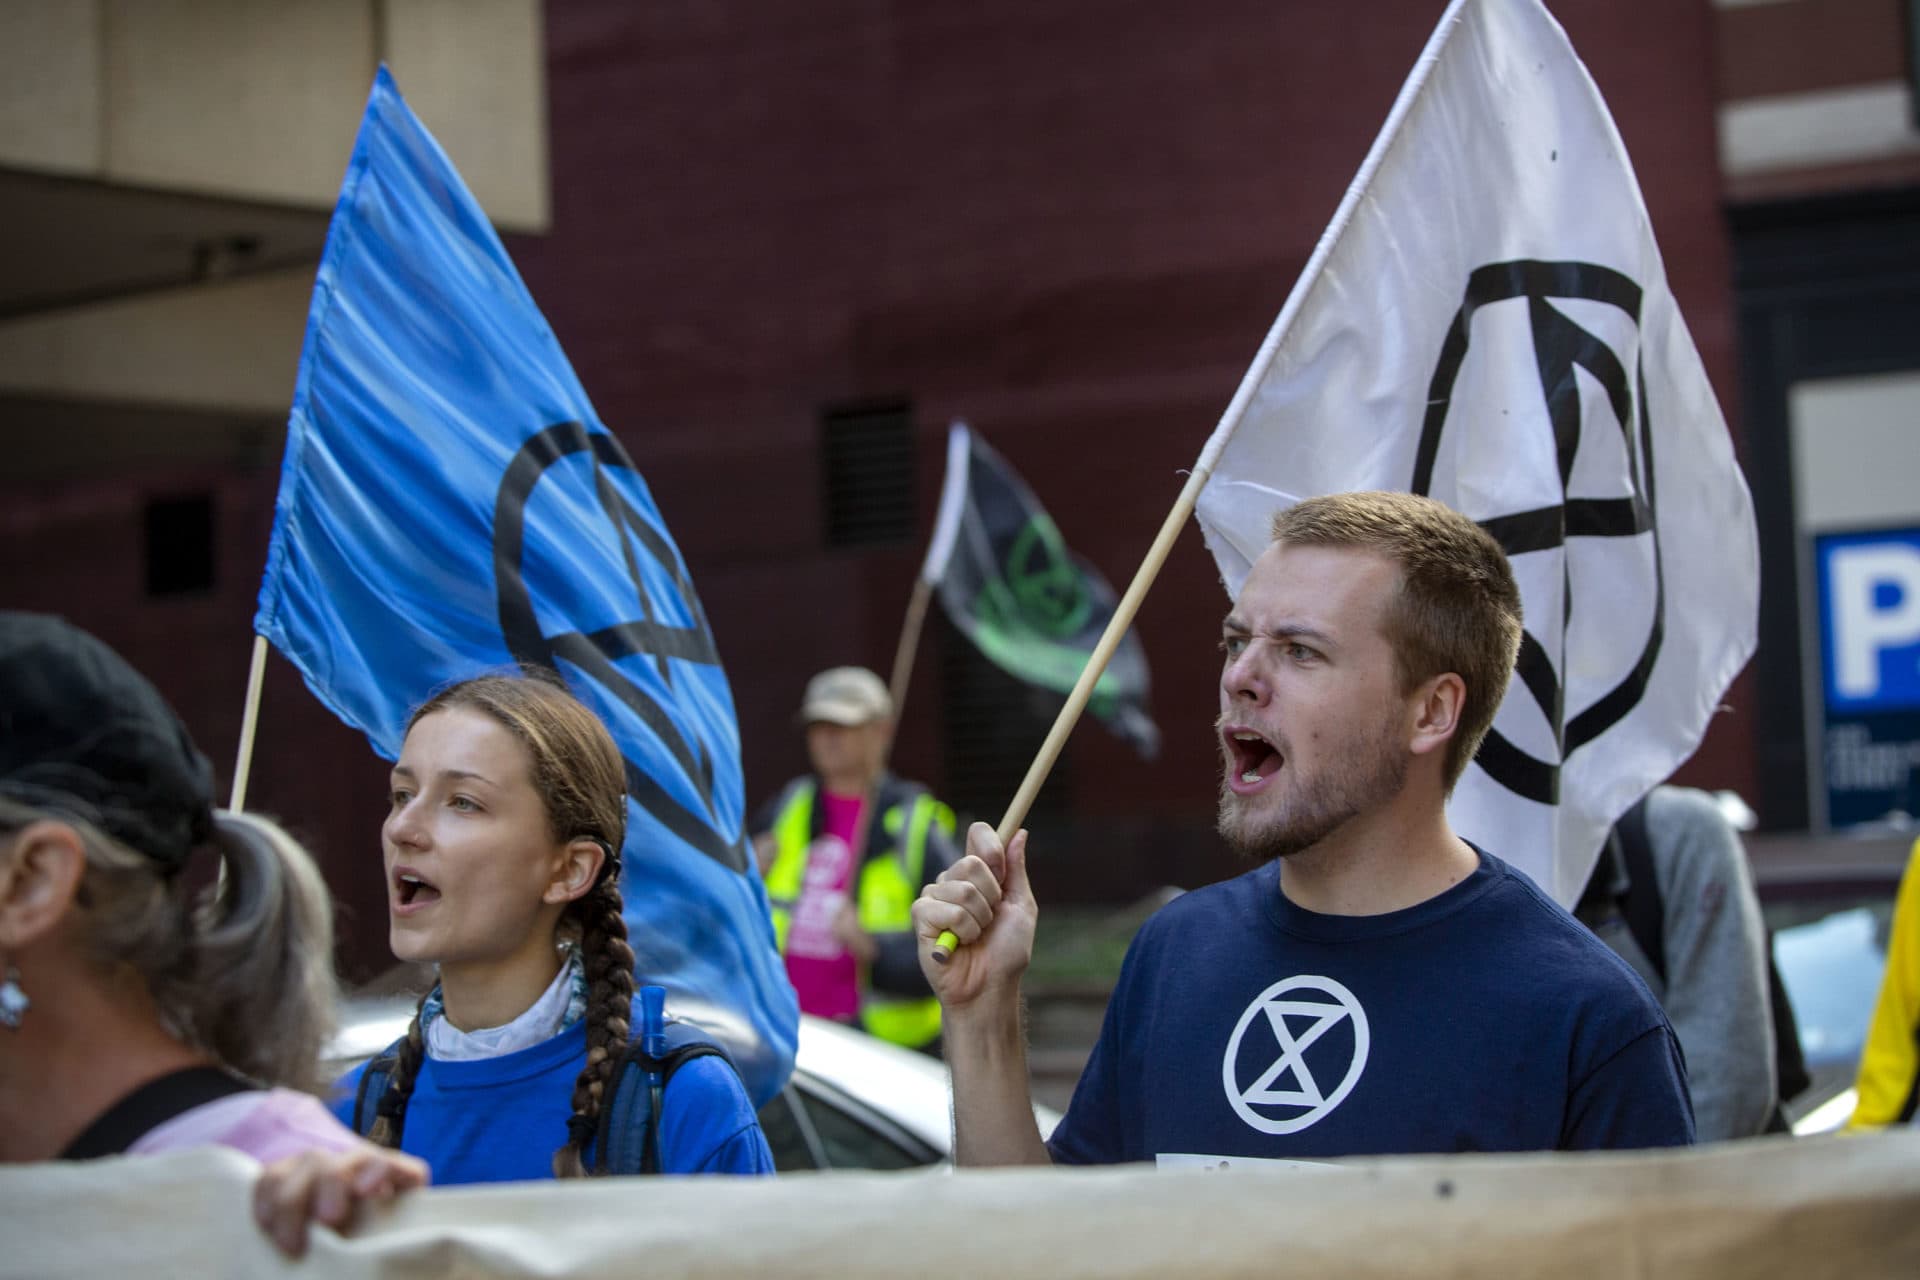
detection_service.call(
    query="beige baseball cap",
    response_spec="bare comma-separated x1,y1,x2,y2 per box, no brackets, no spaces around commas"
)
799,666,892,726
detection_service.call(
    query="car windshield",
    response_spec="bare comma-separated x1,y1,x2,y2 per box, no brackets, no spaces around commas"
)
1774,903,1892,1067
1763,868,1902,1130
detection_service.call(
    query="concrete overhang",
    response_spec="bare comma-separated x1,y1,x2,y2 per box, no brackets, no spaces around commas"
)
0,0,545,320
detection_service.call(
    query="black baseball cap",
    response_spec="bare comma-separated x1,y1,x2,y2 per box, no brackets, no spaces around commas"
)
0,612,216,873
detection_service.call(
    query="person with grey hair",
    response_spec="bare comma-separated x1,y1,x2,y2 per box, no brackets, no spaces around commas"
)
752,666,959,1053
0,612,424,1255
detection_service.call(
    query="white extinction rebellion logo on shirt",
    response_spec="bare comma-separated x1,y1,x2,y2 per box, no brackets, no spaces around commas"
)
1221,975,1370,1136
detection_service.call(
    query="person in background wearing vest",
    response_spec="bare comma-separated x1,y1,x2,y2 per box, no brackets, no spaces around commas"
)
333,673,773,1182
1851,836,1920,1128
1574,786,1803,1141
752,667,959,1055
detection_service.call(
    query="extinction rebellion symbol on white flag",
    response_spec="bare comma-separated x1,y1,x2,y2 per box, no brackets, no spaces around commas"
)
1414,259,1663,811
1191,0,1758,906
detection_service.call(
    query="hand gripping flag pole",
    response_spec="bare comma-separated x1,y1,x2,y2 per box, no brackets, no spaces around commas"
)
911,421,1174,962
930,452,1222,962
916,50,1393,944
923,0,1412,959
927,0,1462,963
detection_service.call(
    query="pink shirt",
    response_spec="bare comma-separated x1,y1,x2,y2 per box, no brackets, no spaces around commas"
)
782,790,864,1023
129,1089,363,1163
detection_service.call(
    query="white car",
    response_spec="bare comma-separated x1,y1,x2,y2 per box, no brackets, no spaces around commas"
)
327,1000,1060,1171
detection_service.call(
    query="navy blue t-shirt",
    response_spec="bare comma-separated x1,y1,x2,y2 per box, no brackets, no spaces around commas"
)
1046,849,1694,1165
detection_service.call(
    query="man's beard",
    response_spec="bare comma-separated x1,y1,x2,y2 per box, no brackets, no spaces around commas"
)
1216,715,1408,863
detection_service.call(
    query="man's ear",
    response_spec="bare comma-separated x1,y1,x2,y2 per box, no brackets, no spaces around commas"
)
0,822,89,950
1407,672,1466,761
542,838,608,906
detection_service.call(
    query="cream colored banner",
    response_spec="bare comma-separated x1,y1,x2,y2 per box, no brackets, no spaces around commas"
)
4,1133,1919,1279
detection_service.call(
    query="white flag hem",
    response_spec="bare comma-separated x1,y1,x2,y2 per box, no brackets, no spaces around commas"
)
919,421,973,586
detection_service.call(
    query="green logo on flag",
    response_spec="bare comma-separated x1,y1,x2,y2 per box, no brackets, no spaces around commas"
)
1000,515,1092,638
931,423,1160,760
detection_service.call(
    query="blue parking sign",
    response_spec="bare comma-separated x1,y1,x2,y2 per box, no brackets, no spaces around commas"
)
1817,528,1920,711
1816,528,1920,827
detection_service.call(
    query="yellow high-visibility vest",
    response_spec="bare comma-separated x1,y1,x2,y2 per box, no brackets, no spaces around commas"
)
764,777,950,1049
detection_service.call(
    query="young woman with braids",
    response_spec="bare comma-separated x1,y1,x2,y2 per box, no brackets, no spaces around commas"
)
0,612,426,1258
333,673,772,1182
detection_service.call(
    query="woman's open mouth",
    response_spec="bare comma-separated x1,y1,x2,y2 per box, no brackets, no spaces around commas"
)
392,866,443,914
1224,727,1284,796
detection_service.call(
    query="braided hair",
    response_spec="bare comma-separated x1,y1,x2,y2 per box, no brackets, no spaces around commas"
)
552,873,636,1176
366,995,427,1149
366,672,631,1177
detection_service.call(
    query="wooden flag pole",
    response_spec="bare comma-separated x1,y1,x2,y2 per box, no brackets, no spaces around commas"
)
822,426,961,964
821,575,936,972
229,635,269,811
932,462,1213,962
931,0,1473,962
886,576,935,738
853,575,934,861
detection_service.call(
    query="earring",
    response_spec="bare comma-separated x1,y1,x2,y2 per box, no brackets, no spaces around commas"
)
0,963,27,1030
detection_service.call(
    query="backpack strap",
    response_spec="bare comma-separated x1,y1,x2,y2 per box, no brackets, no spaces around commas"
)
1612,797,1667,985
594,1021,730,1175
1767,936,1811,1107
1762,956,1812,1132
58,1066,254,1159
351,1037,405,1138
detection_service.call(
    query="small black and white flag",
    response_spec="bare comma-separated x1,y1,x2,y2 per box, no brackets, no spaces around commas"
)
923,423,1160,760
1192,0,1758,904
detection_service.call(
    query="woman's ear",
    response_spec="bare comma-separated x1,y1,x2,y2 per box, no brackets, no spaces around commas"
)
0,822,89,949
542,838,608,906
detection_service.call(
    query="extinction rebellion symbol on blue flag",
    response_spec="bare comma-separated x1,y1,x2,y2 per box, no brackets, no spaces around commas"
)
254,67,795,1101
1414,260,1663,808
493,421,742,872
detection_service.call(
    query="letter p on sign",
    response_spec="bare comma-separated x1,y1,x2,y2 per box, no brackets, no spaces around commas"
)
1830,543,1920,700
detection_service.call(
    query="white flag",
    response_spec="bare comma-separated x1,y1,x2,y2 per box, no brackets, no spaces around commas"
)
1191,0,1758,906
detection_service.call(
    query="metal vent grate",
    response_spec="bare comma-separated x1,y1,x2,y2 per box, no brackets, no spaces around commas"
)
820,402,915,548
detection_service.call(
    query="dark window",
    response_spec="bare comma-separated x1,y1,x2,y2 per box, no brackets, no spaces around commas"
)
144,493,216,596
756,1079,937,1170
798,1087,930,1169
820,402,914,548
754,1087,823,1172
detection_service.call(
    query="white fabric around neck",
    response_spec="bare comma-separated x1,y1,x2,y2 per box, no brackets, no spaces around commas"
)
426,952,580,1062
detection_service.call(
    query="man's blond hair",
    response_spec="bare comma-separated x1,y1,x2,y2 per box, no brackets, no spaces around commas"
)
1269,491,1522,789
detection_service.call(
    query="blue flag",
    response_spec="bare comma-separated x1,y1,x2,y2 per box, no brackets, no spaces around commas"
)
255,67,796,1103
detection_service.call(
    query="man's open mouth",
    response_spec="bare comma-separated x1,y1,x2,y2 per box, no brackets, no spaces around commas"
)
1225,728,1283,790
